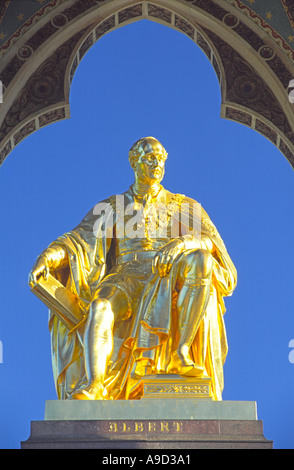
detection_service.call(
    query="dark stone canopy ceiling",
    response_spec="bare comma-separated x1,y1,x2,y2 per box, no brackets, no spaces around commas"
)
0,0,294,168
1,1,293,56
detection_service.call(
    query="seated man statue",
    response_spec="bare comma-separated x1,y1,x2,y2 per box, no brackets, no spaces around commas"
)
29,137,237,401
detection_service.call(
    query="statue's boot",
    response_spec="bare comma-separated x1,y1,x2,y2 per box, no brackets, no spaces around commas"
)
169,349,205,377
69,301,114,400
70,383,104,400
168,277,211,377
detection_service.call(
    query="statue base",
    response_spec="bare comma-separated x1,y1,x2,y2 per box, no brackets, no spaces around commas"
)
21,395,273,449
142,374,213,399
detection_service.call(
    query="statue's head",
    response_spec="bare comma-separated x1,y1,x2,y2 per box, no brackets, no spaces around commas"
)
129,137,168,184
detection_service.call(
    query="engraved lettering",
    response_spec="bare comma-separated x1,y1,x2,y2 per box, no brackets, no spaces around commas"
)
160,421,169,432
122,422,131,432
148,421,156,432
109,422,118,432
173,421,183,432
135,422,144,432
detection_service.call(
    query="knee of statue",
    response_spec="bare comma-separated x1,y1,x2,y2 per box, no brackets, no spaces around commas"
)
89,297,114,326
186,248,213,279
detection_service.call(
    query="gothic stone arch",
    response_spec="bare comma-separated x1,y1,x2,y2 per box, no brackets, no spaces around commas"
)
0,0,294,168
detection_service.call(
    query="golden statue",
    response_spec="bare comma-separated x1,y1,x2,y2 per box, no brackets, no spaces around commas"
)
29,137,237,401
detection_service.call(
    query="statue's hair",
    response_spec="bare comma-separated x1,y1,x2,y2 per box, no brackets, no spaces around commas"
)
129,137,168,166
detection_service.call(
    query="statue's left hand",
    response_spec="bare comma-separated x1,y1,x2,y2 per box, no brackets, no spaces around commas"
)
153,239,185,277
28,255,50,287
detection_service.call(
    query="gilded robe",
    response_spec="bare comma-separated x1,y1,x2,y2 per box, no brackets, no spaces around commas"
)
48,186,237,401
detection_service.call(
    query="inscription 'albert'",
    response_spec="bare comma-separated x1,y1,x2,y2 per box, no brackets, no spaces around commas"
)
108,421,183,433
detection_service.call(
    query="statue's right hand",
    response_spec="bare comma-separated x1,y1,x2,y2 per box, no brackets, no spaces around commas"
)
28,255,50,287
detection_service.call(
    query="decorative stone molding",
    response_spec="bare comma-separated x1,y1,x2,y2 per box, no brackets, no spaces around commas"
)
0,0,293,168
142,374,212,399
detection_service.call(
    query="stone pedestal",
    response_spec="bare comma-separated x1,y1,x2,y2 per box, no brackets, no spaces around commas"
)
21,398,273,449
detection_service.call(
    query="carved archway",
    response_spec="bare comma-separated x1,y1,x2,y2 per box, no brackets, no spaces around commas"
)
0,0,294,168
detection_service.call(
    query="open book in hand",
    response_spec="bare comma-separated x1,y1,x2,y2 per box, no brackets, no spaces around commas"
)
31,274,88,330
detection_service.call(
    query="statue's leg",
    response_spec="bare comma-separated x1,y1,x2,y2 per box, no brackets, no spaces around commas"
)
168,248,213,377
71,285,129,400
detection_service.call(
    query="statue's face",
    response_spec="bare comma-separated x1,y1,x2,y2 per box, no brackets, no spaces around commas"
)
133,140,167,184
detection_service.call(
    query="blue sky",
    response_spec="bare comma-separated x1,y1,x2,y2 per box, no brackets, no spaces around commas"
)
0,19,293,449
